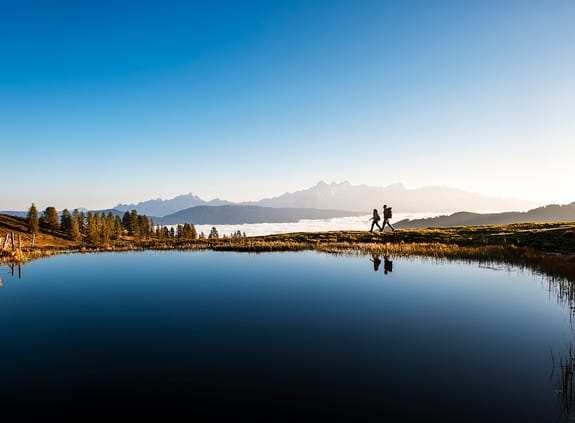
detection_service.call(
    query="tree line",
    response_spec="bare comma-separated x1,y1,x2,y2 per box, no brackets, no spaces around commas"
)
24,203,246,244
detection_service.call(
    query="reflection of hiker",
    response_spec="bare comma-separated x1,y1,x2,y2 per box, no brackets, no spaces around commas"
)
383,256,393,274
370,254,381,271
381,205,395,231
369,209,382,232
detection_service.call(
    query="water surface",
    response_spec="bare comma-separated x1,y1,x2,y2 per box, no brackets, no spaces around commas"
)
0,251,572,419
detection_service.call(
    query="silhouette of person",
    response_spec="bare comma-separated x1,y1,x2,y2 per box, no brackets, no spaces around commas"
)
381,204,395,231
370,254,381,271
383,255,393,274
370,208,382,232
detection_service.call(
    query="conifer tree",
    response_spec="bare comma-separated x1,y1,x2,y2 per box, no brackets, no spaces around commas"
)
114,216,123,239
122,211,134,235
43,207,60,233
27,203,39,235
71,211,82,242
208,226,219,239
87,212,100,244
60,209,73,236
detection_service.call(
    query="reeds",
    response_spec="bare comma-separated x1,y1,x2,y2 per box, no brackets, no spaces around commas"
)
551,342,575,420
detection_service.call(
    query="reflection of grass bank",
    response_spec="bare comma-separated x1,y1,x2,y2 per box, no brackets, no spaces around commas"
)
2,222,575,282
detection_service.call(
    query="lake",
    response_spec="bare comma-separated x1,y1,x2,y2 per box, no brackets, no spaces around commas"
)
0,251,573,420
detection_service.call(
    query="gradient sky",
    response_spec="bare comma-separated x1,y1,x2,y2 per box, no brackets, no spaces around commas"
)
1,0,573,210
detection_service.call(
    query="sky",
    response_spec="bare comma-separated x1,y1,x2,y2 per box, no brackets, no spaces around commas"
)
1,0,573,210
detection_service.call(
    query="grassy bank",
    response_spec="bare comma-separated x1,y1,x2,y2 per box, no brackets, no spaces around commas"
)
2,214,575,282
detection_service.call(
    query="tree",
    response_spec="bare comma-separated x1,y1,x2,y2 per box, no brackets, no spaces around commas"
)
137,214,150,239
208,226,219,239
60,209,73,236
114,216,123,240
72,209,85,239
87,212,100,244
71,210,82,242
43,207,60,233
27,203,39,235
122,211,134,235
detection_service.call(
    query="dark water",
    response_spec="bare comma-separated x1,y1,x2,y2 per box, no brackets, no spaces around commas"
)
0,251,573,420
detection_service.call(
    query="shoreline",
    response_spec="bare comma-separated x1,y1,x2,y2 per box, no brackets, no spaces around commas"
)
3,223,575,283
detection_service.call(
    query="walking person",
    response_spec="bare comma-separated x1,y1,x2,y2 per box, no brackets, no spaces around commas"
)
381,205,395,231
369,208,382,232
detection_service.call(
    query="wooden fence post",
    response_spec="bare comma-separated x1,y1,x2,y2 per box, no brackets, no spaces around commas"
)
32,233,36,248
11,232,15,250
2,233,8,250
18,234,22,251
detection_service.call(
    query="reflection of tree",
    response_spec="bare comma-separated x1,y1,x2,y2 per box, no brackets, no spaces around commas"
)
551,343,575,420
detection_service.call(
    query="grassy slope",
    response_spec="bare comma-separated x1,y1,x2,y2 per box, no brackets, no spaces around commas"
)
0,214,77,249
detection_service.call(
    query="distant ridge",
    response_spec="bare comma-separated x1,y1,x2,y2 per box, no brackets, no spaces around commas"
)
246,181,536,213
395,202,575,228
157,205,364,225
0,211,27,218
114,181,537,217
115,194,230,217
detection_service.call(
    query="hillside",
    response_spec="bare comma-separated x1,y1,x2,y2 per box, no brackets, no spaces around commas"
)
157,205,364,225
0,214,75,249
395,202,575,228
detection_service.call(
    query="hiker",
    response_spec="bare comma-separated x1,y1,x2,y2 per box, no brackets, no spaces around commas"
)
383,255,393,274
370,254,382,271
381,204,395,231
369,208,382,232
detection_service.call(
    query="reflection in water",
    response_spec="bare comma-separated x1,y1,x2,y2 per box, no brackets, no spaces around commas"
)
552,343,575,421
5,253,575,420
0,263,23,287
370,254,393,274
384,255,393,274
370,254,381,271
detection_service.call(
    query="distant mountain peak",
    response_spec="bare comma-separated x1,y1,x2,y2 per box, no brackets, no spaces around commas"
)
112,181,541,218
248,181,537,213
115,193,230,217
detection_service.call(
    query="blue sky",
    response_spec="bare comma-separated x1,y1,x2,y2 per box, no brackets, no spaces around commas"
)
1,0,573,210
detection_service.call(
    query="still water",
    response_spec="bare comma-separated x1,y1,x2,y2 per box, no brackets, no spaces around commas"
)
0,251,573,419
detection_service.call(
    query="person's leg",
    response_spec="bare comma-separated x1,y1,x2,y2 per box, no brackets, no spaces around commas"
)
370,221,375,231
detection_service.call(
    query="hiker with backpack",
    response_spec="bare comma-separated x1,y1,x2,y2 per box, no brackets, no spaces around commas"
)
381,205,395,231
369,208,382,232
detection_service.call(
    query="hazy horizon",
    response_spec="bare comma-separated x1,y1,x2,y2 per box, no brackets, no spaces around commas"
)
0,179,556,213
2,1,573,210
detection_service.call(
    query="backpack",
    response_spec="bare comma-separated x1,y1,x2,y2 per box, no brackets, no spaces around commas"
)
385,207,392,219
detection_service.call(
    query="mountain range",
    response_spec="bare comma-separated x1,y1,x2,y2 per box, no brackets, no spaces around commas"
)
395,202,575,228
116,194,230,217
115,181,537,217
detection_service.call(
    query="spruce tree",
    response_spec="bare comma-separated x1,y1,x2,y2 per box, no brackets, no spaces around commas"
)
44,207,60,233
27,203,39,235
208,226,219,239
60,209,73,236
